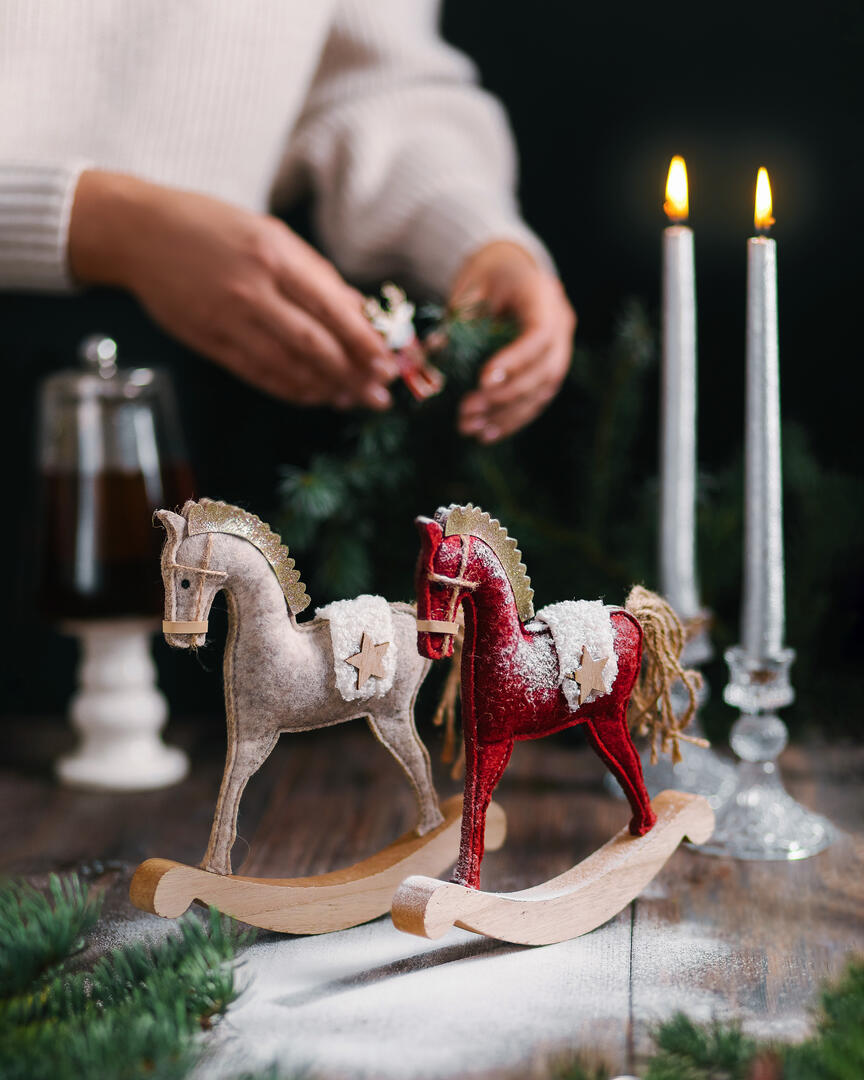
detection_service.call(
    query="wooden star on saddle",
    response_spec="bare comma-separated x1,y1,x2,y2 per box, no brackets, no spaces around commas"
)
345,632,390,689
567,645,608,706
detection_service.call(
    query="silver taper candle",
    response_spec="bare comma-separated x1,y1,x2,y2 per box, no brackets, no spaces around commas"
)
660,221,699,618
700,168,834,860
742,230,785,660
634,158,736,812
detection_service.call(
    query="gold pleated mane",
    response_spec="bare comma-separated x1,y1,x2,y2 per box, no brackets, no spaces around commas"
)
183,499,310,614
438,503,535,622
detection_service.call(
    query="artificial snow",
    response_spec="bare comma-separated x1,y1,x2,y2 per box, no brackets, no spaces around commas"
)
534,600,619,709
316,595,396,702
191,910,768,1080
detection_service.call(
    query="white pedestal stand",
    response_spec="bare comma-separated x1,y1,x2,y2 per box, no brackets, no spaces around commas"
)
57,619,188,791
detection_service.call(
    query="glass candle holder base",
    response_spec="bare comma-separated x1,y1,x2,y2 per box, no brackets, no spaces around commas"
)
696,758,835,861
638,721,738,811
608,672,737,810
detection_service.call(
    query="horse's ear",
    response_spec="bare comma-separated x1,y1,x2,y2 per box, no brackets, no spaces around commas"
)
155,509,187,549
415,516,443,547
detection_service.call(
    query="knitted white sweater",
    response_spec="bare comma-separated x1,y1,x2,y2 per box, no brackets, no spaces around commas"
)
0,0,549,296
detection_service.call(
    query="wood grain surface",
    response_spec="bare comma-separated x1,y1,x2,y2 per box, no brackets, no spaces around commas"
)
2,715,862,1077
129,796,506,934
392,791,714,945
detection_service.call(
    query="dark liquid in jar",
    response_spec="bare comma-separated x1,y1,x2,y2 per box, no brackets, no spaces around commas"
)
38,463,195,621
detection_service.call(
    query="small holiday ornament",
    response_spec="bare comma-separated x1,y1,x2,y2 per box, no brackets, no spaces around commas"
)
391,504,715,946
364,283,444,400
130,499,504,933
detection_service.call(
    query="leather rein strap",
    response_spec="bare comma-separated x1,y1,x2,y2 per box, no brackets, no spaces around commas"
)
162,620,209,634
418,534,476,638
416,618,460,635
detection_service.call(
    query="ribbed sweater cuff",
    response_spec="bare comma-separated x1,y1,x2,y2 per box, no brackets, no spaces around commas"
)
406,188,556,297
0,161,90,291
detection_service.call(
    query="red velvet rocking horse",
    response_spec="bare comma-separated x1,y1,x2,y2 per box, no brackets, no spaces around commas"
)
391,504,715,945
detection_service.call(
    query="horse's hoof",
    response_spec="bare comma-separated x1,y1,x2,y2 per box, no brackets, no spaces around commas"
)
200,860,232,877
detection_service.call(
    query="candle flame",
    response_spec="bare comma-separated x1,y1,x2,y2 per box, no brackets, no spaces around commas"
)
754,167,775,231
664,156,689,223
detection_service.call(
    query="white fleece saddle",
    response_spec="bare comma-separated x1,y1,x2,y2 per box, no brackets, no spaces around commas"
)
316,594,397,702
534,599,619,709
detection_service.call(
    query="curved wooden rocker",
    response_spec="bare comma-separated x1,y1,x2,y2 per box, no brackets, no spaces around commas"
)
131,795,506,934
392,790,713,946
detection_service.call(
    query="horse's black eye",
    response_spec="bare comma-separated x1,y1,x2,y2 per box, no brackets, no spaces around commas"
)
181,579,191,589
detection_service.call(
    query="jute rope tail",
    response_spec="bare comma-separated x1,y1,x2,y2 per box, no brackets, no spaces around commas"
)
624,585,709,765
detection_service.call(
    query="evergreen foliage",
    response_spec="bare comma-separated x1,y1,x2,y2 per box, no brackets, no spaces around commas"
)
0,874,255,1080
782,959,864,1079
0,874,102,1000
644,1014,758,1079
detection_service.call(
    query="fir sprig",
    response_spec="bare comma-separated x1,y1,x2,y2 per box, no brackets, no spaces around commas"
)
419,302,519,387
0,876,255,1080
645,1014,758,1079
0,874,102,998
783,958,864,1079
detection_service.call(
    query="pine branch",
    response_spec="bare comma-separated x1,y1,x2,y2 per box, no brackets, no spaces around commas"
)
0,877,257,1080
0,874,102,998
783,959,864,1079
645,1014,758,1079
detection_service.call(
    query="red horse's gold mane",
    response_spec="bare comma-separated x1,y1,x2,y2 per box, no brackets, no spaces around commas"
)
436,503,535,621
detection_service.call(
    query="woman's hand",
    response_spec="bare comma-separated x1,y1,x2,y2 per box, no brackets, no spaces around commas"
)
451,241,576,443
68,170,397,409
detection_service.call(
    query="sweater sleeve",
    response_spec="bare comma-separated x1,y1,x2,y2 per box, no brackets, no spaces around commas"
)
0,160,90,291
274,0,553,297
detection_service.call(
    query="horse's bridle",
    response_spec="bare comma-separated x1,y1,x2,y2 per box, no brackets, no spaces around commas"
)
416,534,477,638
162,534,224,635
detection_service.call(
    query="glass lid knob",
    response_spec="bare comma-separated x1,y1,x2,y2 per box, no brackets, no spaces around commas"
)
78,334,118,379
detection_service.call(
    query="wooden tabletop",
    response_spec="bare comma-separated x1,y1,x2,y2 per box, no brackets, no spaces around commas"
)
2,716,862,1078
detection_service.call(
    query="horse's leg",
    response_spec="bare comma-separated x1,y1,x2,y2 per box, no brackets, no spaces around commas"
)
367,712,444,834
585,708,657,836
201,732,278,875
453,738,513,889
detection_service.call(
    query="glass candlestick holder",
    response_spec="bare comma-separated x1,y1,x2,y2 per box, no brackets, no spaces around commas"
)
696,646,834,860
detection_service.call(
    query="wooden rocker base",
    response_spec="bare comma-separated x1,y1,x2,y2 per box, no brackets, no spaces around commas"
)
391,790,714,946
129,795,505,934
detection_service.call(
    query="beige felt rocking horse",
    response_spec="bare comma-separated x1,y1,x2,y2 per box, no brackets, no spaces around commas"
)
130,499,504,933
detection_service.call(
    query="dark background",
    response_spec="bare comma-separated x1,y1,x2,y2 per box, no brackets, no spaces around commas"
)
2,0,861,732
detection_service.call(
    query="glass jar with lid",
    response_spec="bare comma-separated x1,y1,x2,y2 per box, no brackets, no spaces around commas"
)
35,335,194,790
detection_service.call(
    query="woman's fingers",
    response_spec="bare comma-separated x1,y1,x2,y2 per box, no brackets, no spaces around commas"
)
78,175,397,408
449,241,576,442
473,365,566,443
276,236,396,378
209,323,330,405
459,323,571,432
254,287,392,410
459,331,571,441
461,329,559,415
